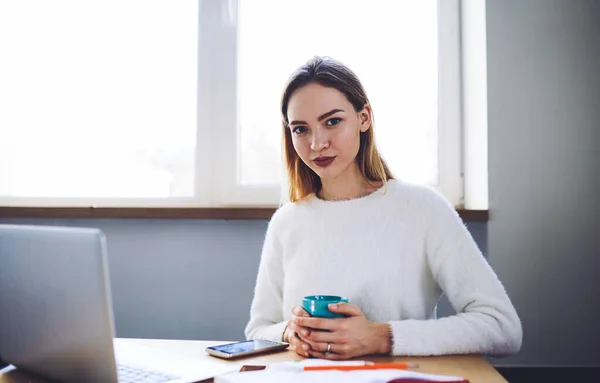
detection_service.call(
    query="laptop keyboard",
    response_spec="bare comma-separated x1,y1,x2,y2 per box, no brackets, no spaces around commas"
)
117,363,180,383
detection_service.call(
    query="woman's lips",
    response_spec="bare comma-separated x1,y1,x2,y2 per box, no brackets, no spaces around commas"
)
313,156,336,167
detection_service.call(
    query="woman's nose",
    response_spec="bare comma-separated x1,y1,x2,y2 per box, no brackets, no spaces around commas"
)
310,129,330,152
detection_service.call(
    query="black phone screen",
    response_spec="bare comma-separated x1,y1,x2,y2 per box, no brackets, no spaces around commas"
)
210,340,281,354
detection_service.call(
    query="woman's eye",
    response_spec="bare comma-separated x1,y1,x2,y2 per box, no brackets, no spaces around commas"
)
292,126,307,134
326,118,341,126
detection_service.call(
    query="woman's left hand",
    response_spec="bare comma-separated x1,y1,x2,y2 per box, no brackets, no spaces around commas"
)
293,302,392,360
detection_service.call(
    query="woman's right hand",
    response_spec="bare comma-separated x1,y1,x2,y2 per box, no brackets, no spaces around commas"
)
284,306,312,357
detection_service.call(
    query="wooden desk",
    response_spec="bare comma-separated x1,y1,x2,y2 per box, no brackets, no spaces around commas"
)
0,338,507,383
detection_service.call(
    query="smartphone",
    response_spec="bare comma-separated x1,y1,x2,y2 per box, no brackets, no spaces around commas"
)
205,339,289,359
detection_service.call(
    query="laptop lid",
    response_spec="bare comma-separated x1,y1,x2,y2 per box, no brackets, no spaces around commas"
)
0,224,119,382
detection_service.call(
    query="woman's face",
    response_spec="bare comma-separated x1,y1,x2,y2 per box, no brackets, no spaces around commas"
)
286,83,371,182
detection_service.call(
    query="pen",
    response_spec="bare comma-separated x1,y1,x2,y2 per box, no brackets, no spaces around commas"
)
303,362,419,371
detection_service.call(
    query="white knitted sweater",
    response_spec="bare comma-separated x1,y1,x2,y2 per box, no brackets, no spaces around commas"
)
244,179,522,356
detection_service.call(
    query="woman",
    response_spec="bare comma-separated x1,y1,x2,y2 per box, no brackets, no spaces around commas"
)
244,56,522,360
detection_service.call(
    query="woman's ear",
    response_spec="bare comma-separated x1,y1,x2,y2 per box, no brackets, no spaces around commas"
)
359,104,372,132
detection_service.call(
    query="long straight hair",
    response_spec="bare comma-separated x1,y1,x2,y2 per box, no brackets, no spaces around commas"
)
281,56,394,202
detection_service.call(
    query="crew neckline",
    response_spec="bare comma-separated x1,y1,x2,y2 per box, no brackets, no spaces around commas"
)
309,179,394,205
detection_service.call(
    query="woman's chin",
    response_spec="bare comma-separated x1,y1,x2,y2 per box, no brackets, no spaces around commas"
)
312,168,341,181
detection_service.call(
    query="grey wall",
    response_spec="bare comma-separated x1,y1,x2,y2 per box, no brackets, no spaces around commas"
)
2,0,599,369
485,0,600,367
0,218,268,342
0,216,484,342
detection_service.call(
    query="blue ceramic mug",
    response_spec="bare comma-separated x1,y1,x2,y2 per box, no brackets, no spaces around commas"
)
302,295,349,318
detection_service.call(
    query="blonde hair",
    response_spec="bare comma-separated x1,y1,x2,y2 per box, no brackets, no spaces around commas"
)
280,56,394,203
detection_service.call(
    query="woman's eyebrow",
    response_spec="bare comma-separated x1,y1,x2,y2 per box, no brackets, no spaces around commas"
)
318,108,344,121
289,108,345,126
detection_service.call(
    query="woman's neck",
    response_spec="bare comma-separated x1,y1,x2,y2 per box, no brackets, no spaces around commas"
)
317,164,381,201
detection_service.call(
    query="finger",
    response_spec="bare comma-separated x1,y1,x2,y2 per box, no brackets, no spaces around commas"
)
294,332,312,350
311,342,350,356
294,316,338,331
300,328,340,343
294,344,308,358
309,348,346,360
289,321,312,337
302,339,329,353
305,340,347,355
292,306,311,317
290,333,312,357
328,302,362,317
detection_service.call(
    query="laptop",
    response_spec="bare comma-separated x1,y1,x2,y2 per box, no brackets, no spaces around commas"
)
0,224,238,383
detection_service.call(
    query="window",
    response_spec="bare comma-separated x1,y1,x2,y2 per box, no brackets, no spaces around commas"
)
0,0,199,207
0,0,464,208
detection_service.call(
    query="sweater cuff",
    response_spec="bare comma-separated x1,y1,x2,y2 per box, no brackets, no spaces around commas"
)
251,321,288,342
387,320,424,356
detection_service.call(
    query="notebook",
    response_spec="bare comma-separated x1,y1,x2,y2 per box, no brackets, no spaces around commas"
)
215,359,469,383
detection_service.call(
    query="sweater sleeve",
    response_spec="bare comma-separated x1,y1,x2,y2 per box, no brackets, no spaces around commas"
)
388,190,523,357
244,213,288,341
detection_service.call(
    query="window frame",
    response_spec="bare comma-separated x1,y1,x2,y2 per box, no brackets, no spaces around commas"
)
211,0,465,208
0,0,467,210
